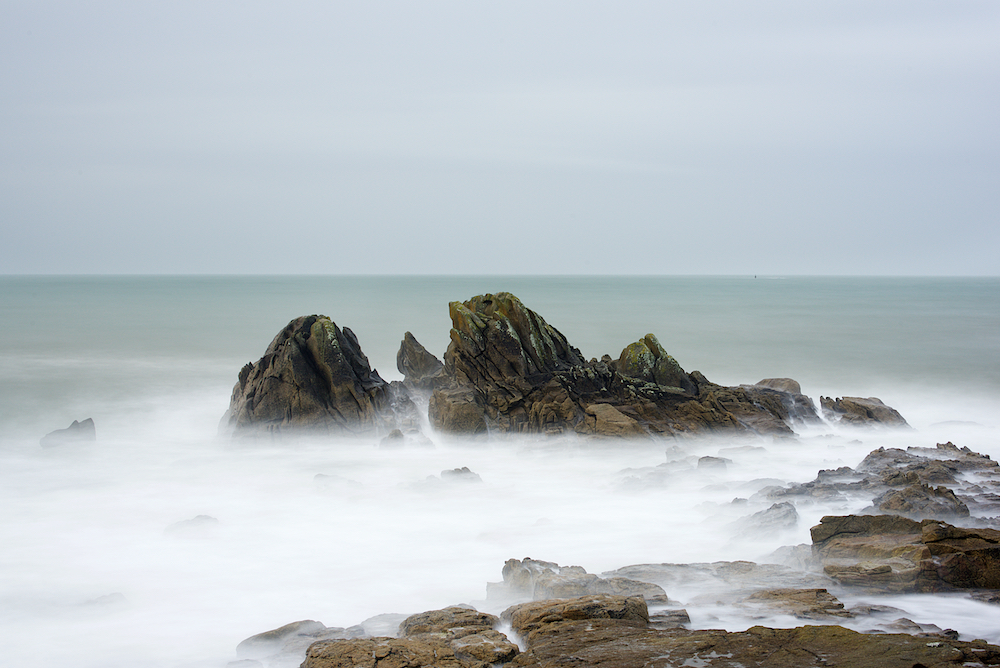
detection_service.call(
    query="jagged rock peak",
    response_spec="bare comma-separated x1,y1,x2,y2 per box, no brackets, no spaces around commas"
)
396,331,444,389
616,333,697,394
445,292,586,379
224,314,417,437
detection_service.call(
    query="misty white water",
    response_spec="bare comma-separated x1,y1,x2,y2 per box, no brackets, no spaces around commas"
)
1,276,998,667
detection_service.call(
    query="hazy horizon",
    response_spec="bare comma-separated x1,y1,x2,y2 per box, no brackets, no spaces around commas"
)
3,2,998,276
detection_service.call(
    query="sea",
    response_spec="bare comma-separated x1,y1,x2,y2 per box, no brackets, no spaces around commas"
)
1,275,998,667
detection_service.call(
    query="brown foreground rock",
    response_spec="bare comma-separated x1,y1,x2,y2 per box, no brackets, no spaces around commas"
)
303,606,518,668
508,619,1000,668
811,515,1000,592
498,594,1000,668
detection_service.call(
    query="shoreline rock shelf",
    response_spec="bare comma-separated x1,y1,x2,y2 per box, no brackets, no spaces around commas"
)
223,292,909,439
249,592,1000,668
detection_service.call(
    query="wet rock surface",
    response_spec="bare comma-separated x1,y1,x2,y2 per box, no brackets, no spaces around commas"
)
811,514,1000,592
223,315,419,438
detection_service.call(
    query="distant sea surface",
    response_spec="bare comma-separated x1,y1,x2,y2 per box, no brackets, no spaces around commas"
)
1,275,999,668
2,275,998,437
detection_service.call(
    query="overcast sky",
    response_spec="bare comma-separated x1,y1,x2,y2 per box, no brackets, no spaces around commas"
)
2,1,997,275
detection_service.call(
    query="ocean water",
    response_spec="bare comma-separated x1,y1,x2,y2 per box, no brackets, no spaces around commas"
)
1,275,998,667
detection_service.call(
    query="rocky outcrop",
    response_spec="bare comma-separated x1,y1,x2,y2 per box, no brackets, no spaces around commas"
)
811,515,1000,592
821,396,909,427
40,418,96,447
302,606,518,668
733,501,799,537
223,315,419,438
426,292,841,438
396,332,445,391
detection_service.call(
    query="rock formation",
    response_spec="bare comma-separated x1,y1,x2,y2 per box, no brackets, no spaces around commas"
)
223,315,418,438
223,293,911,440
412,292,881,438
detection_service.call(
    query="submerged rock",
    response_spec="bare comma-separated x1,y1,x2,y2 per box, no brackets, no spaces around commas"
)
223,293,910,440
223,315,419,438
733,501,799,537
40,418,96,447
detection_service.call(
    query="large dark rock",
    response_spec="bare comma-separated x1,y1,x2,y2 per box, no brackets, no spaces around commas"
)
40,418,96,447
428,292,829,438
223,315,418,438
811,515,1000,592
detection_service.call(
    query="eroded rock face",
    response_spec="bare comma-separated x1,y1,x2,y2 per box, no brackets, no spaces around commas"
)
426,292,835,438
224,315,418,438
811,515,1000,592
